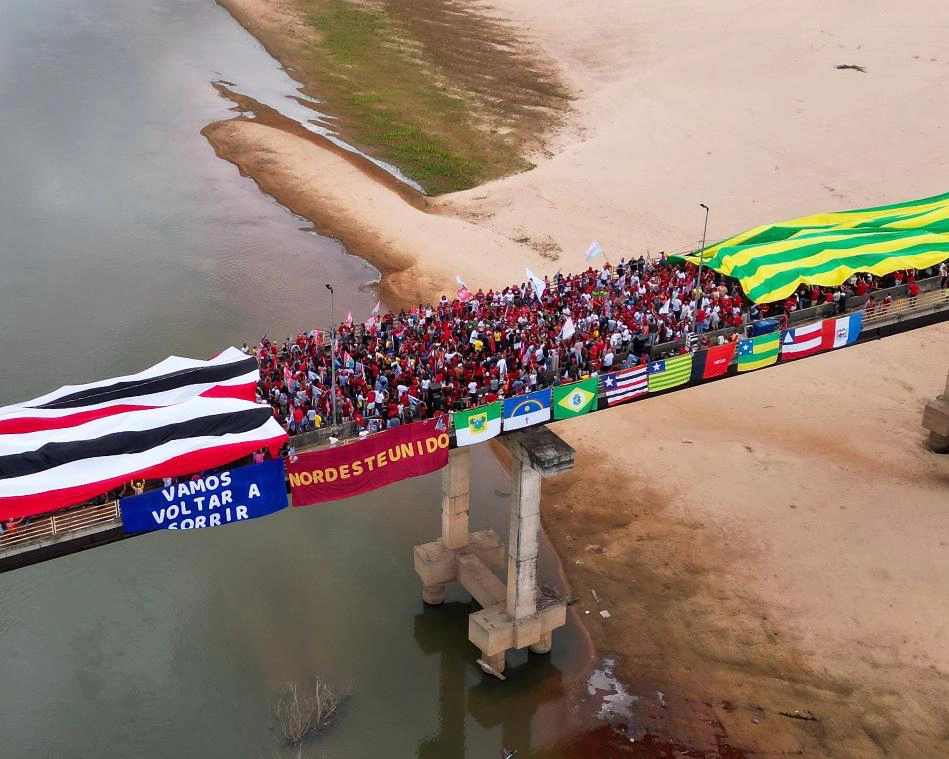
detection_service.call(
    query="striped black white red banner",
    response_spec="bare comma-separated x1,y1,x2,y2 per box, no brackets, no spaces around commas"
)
0,350,286,519
0,347,258,435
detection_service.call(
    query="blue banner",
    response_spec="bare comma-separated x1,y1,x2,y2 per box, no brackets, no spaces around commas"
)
119,459,288,533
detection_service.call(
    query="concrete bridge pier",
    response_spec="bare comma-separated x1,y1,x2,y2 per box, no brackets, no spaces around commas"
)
470,427,575,675
414,427,575,677
922,370,949,453
415,447,505,606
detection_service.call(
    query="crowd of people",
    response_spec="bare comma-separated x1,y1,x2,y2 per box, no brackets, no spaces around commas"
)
253,256,949,435
4,256,943,530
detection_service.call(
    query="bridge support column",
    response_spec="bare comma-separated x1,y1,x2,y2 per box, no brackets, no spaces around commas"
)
922,370,949,453
469,427,575,677
415,428,574,679
415,448,505,606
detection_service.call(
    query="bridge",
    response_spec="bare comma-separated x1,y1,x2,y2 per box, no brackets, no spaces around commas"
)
2,284,947,675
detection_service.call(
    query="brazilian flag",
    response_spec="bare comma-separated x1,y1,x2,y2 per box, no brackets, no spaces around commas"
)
552,378,598,419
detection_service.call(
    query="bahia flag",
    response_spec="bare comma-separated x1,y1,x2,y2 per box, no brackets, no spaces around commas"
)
453,401,502,446
502,388,552,431
600,365,648,407
736,332,780,372
647,354,693,392
552,378,598,419
689,342,736,383
780,321,825,360
821,312,862,349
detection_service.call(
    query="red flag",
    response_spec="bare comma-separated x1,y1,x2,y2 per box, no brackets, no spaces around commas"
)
704,342,736,378
690,342,736,382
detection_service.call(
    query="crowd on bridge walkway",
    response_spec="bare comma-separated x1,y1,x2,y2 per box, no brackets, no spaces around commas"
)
253,256,949,435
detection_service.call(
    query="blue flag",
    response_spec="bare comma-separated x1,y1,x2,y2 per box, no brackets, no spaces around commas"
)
502,388,552,431
120,458,288,533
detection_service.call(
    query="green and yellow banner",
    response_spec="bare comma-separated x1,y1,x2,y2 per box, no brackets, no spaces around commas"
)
686,192,949,303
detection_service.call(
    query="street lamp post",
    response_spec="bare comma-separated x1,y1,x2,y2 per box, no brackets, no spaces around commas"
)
694,203,710,335
324,283,338,427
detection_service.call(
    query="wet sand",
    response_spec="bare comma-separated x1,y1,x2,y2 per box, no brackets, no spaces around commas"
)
204,0,949,754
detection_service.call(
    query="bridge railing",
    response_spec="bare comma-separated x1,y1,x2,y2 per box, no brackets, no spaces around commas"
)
862,287,949,330
0,501,119,553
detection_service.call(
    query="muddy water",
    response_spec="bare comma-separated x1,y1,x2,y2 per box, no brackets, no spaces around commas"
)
0,0,591,756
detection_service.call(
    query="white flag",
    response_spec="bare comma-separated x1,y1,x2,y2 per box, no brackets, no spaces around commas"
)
526,268,546,300
456,275,467,290
371,300,380,316
560,316,576,341
584,241,603,263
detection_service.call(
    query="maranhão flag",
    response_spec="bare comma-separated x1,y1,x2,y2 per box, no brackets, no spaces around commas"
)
780,321,826,360
600,365,648,407
689,342,737,383
287,418,449,507
821,312,863,349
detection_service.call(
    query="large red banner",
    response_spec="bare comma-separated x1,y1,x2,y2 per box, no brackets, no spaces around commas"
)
287,419,450,507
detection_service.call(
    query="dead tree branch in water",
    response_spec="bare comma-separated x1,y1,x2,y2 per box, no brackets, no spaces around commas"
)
272,677,349,746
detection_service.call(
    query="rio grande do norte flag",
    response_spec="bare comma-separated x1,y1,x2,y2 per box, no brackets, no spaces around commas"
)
552,378,598,419
453,401,502,446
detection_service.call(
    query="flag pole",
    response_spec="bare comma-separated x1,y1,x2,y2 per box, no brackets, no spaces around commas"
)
693,204,710,337
325,283,338,426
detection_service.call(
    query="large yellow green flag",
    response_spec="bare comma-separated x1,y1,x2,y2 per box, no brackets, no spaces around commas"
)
685,192,949,303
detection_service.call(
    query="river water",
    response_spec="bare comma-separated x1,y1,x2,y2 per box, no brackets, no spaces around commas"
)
0,0,589,756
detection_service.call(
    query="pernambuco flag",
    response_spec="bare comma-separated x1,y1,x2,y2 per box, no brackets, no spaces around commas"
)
552,378,598,419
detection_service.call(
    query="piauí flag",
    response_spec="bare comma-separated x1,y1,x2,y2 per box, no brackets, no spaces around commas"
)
780,321,825,361
552,378,598,419
454,401,502,446
737,332,780,372
821,312,862,349
502,388,552,431
689,342,736,383
647,354,693,392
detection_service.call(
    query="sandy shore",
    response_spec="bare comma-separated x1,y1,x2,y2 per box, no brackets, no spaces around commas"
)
543,322,949,755
205,0,949,754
